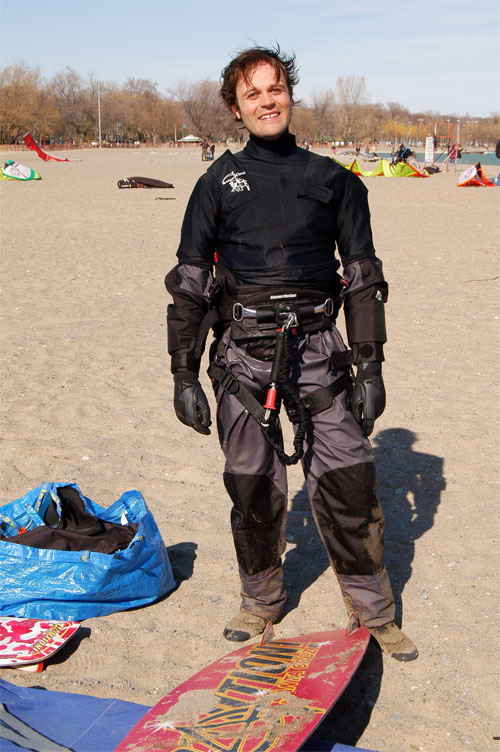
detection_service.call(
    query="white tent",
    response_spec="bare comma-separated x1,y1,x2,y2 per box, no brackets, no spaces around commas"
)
178,134,202,142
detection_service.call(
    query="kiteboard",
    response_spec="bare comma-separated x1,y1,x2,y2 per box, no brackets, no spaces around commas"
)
0,616,80,671
115,626,370,752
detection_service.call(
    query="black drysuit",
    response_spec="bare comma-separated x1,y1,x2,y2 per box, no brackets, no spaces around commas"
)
166,131,395,627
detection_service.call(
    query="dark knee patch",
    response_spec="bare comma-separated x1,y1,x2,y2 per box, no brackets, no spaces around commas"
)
311,462,385,575
224,473,286,575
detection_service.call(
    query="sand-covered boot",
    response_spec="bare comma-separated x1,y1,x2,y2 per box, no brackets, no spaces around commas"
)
223,609,267,642
369,622,418,661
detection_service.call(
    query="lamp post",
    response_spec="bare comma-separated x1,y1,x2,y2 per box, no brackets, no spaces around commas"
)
408,121,412,145
418,118,424,143
97,81,102,149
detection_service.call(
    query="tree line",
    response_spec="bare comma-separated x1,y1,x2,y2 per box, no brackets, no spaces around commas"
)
1,62,497,148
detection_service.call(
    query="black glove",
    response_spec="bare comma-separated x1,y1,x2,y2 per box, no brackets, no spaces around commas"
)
351,362,386,437
173,373,211,435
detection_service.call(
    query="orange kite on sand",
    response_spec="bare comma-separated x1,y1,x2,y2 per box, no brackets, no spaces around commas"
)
457,162,495,187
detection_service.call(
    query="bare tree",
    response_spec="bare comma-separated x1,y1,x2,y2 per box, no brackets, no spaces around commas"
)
0,63,57,143
385,101,410,121
169,79,235,139
309,89,336,142
290,107,317,142
123,78,159,98
50,67,95,141
336,75,369,142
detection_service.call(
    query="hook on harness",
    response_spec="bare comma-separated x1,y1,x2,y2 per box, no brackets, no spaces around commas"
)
263,305,299,423
259,303,309,465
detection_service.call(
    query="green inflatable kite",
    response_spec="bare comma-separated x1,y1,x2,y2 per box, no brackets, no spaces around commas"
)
1,160,41,181
334,156,429,178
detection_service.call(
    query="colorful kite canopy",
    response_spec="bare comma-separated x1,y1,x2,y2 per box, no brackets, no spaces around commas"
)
1,160,41,181
457,162,496,187
334,157,429,177
23,132,81,162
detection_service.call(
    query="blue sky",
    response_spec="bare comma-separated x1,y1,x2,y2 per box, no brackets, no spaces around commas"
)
1,0,498,117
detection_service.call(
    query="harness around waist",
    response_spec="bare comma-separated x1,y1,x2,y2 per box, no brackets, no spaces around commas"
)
195,279,342,359
218,289,340,340
232,297,336,325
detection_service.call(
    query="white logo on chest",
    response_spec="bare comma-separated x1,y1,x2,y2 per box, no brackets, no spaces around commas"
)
222,170,250,192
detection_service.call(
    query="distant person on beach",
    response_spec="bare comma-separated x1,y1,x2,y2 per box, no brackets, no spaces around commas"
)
165,44,418,662
201,138,209,160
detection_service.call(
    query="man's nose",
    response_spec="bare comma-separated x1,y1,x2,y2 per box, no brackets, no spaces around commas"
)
260,91,275,107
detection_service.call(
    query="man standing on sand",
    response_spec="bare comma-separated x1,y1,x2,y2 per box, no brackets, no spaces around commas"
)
165,45,418,661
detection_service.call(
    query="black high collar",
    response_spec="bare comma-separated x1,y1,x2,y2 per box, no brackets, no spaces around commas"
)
244,131,298,159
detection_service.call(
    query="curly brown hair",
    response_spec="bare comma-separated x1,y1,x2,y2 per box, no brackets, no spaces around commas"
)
220,44,299,119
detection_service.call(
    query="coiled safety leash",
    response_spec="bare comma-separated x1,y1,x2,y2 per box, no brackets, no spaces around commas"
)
261,310,309,465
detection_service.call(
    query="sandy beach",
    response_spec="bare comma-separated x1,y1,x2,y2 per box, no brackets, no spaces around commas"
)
1,144,499,752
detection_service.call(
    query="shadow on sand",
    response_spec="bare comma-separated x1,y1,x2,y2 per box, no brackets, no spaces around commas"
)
283,427,445,747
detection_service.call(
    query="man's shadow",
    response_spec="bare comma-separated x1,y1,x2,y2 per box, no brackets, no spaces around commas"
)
282,484,330,616
372,427,446,624
282,426,445,745
167,542,198,589
282,484,383,747
283,427,445,620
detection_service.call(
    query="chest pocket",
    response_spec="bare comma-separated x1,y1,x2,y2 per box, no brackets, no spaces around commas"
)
297,180,333,205
223,184,260,209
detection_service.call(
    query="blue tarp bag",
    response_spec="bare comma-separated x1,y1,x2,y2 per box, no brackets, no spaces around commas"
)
0,482,175,621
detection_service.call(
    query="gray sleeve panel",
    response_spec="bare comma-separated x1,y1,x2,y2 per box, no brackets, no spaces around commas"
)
165,263,214,375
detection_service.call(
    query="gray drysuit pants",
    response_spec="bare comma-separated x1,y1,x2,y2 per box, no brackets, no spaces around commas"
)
214,326,395,628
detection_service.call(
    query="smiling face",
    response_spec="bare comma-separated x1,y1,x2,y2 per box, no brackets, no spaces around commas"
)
231,62,293,141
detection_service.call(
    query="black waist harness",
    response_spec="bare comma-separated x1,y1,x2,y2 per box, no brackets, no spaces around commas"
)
195,259,343,354
207,291,349,466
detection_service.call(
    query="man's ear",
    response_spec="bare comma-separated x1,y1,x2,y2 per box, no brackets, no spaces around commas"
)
231,104,241,121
